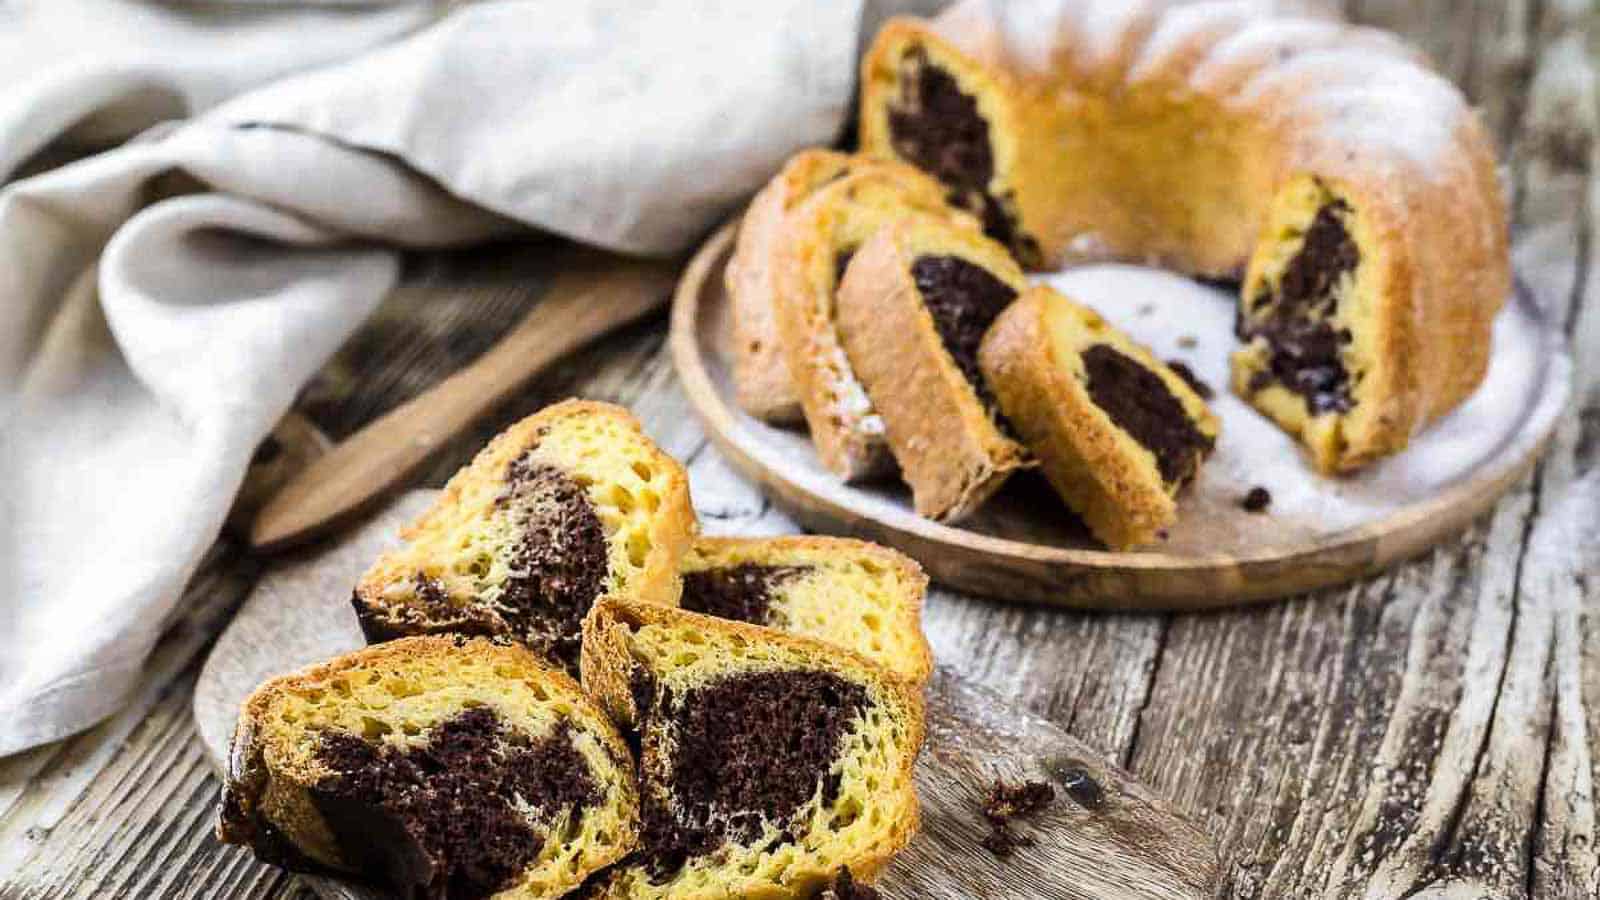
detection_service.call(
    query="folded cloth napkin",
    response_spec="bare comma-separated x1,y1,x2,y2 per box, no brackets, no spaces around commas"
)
0,0,941,755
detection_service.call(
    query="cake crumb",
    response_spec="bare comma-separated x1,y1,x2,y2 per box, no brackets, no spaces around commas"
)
981,825,1036,857
979,779,1055,858
1177,335,1198,349
1241,486,1272,513
819,866,880,899
1167,360,1214,400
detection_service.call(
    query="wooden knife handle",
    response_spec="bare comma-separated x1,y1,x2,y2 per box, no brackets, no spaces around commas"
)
248,253,679,553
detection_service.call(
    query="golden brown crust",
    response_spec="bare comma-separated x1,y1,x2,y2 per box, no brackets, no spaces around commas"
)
980,287,1218,550
683,534,934,685
578,599,924,900
726,149,856,424
220,636,640,899
767,165,974,482
858,3,1509,472
352,399,696,664
834,216,1029,522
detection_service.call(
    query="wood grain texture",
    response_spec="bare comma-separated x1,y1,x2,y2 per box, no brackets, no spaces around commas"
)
249,248,678,553
196,491,1220,900
1,5,1596,899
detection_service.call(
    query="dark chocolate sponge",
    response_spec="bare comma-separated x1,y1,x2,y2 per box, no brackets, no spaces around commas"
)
219,636,640,900
577,600,924,899
351,400,695,676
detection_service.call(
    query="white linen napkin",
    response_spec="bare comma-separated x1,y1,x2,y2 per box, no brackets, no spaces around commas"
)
0,0,893,755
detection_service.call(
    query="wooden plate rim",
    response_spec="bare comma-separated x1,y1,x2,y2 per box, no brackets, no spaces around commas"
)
669,219,1572,608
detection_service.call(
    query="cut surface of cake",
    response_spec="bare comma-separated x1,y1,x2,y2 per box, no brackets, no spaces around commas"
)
578,601,923,899
352,400,695,674
1232,174,1476,472
218,636,639,900
857,1,1508,470
680,535,932,685
835,214,1029,522
980,285,1219,549
769,164,977,481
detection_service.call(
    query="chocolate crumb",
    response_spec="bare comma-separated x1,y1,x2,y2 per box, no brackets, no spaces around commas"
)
981,824,1036,857
680,564,811,626
636,670,867,880
1241,486,1272,513
1166,360,1214,400
310,708,598,900
984,780,1055,826
1083,344,1214,486
1235,199,1359,415
978,779,1054,858
910,254,1018,409
494,456,610,673
819,866,881,899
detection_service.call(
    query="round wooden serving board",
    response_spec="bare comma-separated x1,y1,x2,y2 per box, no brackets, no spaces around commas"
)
670,221,1573,609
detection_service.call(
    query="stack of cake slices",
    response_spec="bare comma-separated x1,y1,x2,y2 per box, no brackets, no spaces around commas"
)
729,147,1221,548
219,399,930,899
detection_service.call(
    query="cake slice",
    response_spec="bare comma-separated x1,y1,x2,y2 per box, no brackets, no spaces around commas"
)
980,285,1219,549
770,164,977,481
680,536,932,685
835,215,1029,522
726,149,877,425
578,601,924,899
352,400,695,674
218,636,639,900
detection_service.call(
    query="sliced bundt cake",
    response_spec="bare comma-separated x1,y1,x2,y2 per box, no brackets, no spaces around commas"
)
858,1,1508,470
980,285,1219,549
835,215,1029,522
218,636,639,900
352,400,695,674
578,600,924,899
680,535,932,685
770,164,978,481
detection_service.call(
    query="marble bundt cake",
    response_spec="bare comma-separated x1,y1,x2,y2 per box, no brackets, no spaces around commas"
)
770,164,979,481
680,535,933,684
858,0,1508,472
726,150,900,425
352,400,695,674
980,285,1219,549
836,215,1030,521
578,600,923,898
219,636,639,900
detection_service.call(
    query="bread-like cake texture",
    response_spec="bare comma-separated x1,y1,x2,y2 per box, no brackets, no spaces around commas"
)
578,600,924,899
770,164,978,482
352,400,695,674
980,286,1220,549
726,149,884,425
680,536,932,685
1232,174,1486,472
858,1,1508,471
836,215,1029,522
218,636,639,900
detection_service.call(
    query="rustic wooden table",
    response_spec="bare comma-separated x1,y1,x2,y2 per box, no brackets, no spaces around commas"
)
2,4,1596,898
